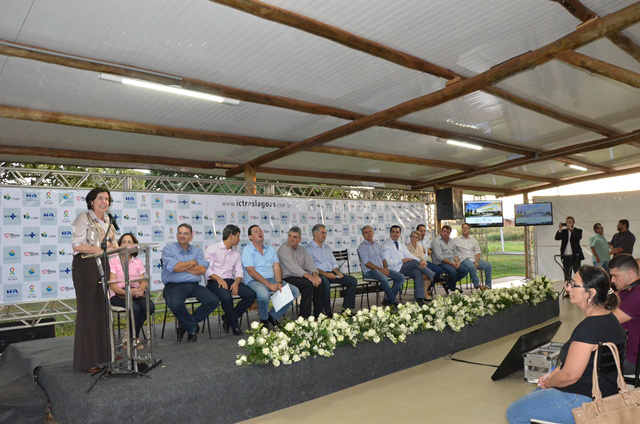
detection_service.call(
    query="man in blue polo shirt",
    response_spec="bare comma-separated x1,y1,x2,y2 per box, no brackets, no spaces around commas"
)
162,223,218,343
242,224,300,329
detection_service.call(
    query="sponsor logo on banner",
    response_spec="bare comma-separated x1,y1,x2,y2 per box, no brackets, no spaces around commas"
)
151,227,164,242
260,212,269,223
138,210,150,224
61,209,71,224
24,264,40,281
191,211,202,222
334,213,341,223
139,195,148,208
59,192,73,207
4,232,21,240
27,284,38,299
178,195,190,208
41,208,56,224
214,211,226,225
280,212,289,222
5,285,21,300
40,231,56,240
350,237,358,246
58,249,67,256
23,212,40,221
40,246,58,261
41,282,57,299
239,211,248,224
6,266,18,281
123,214,136,221
300,213,307,223
58,265,72,279
59,228,73,242
228,212,234,222
3,208,21,225
124,194,136,207
204,228,215,238
23,191,40,207
41,268,57,275
23,227,40,244
3,247,21,263
349,213,357,223
165,211,177,224
59,285,74,292
153,211,162,224
151,195,164,208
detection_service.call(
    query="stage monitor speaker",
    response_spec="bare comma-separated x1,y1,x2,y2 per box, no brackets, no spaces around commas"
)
0,318,55,353
435,187,463,220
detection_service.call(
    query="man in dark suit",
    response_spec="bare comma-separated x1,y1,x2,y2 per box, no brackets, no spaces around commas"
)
554,216,584,283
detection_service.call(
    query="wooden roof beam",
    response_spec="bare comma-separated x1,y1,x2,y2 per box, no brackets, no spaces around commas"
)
0,145,414,187
553,0,640,62
413,128,640,190
225,3,640,176
0,40,536,158
505,164,640,197
213,0,620,138
0,105,482,173
555,50,640,89
554,157,611,173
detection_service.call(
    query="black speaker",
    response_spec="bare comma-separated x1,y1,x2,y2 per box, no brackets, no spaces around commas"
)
435,187,463,220
0,318,56,353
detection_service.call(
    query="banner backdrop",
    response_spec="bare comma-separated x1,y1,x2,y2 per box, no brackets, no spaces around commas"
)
1,188,426,304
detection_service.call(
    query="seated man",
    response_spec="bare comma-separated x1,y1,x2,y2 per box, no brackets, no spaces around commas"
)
453,223,492,290
278,226,325,319
162,223,218,343
242,225,300,329
610,254,640,375
382,225,434,305
204,224,256,336
357,225,404,307
430,225,464,293
306,223,357,315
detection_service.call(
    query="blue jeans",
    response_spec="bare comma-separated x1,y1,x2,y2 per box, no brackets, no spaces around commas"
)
593,260,610,273
206,279,256,331
506,387,591,424
246,278,300,321
364,269,404,304
459,258,492,288
430,263,461,291
398,260,435,299
321,274,358,313
164,282,219,334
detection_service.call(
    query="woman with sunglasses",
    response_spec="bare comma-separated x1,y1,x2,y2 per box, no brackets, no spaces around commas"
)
506,265,625,423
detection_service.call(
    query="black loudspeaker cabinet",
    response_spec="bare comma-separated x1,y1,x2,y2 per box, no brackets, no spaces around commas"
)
0,317,56,353
435,187,463,220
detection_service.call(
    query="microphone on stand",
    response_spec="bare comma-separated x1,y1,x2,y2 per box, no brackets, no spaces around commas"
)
107,212,120,232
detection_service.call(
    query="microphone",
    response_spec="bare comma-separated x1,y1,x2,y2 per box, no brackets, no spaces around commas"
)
107,212,120,231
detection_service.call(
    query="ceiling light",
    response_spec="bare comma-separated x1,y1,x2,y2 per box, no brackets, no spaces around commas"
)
445,139,483,151
98,73,240,105
568,164,588,171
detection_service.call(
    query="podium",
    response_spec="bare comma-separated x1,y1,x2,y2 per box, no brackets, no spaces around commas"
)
83,243,162,391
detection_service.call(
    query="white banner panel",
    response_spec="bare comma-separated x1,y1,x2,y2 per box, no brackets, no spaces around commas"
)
534,191,640,280
1,188,426,304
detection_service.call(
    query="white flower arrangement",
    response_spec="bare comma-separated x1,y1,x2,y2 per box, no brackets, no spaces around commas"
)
236,275,556,366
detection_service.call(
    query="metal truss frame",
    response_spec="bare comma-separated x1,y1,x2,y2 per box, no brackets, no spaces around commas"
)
0,166,433,330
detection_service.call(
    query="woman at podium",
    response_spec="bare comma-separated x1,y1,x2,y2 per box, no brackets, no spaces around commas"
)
109,233,156,348
71,187,118,373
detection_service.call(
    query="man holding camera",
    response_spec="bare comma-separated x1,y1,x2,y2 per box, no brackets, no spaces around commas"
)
555,216,584,283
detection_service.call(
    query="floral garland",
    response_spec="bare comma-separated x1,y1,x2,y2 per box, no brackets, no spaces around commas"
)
236,275,557,366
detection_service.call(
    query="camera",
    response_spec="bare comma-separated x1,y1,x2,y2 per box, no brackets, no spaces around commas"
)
561,223,567,226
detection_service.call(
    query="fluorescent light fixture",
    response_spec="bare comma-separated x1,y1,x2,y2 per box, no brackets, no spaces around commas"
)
98,73,240,106
446,139,483,151
568,164,588,171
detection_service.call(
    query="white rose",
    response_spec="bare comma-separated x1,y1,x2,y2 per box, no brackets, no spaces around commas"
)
247,336,255,345
273,359,281,367
238,339,247,347
262,347,270,355
235,359,243,366
373,336,381,343
293,354,301,362
251,321,260,330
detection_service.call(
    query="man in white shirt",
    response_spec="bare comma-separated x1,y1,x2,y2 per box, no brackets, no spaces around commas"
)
382,225,435,305
416,224,431,253
453,223,492,290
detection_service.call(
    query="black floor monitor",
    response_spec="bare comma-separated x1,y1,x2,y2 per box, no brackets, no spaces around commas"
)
491,320,562,381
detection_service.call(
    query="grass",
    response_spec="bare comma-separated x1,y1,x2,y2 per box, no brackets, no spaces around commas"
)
488,252,526,279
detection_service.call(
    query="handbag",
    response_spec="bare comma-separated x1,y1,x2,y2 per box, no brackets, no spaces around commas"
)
572,342,640,423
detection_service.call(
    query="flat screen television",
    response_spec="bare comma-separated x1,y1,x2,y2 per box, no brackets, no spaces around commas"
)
491,320,562,381
464,200,503,228
514,202,553,226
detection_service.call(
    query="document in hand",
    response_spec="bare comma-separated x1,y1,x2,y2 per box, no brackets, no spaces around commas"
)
271,284,294,312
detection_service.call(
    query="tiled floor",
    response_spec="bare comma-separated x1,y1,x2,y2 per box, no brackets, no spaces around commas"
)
239,280,580,424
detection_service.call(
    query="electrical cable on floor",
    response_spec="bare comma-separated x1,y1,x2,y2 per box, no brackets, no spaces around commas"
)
33,366,54,420
444,353,498,368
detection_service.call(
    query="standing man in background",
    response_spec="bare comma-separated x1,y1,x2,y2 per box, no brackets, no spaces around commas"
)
555,216,584,283
589,223,610,272
610,219,636,257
